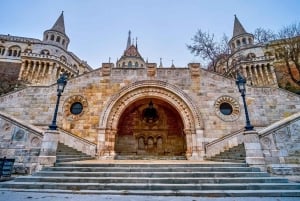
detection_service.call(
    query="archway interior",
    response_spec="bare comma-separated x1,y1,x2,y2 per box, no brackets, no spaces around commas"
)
115,98,186,159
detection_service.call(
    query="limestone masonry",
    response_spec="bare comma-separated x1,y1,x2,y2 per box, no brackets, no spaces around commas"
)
0,13,299,175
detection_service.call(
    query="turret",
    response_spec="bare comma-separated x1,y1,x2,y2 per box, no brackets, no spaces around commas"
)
229,15,254,52
43,12,70,50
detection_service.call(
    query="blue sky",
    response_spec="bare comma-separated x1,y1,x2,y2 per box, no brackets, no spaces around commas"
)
1,0,300,68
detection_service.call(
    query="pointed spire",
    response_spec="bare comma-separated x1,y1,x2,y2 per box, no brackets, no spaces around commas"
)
126,30,131,50
232,15,247,38
171,60,175,68
136,37,138,49
51,11,66,34
159,58,163,68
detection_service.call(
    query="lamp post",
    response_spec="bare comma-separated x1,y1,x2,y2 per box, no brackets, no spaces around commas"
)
49,73,68,130
236,72,254,131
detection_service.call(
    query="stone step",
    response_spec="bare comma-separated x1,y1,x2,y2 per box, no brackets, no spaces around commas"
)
56,157,94,163
14,176,287,184
33,171,270,178
42,166,261,172
56,155,91,158
1,182,299,191
209,159,246,163
1,188,299,197
54,163,248,168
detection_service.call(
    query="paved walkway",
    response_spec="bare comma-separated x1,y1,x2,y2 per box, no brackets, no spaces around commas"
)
1,191,299,201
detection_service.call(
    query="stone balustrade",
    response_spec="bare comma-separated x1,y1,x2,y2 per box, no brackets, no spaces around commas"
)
58,129,97,157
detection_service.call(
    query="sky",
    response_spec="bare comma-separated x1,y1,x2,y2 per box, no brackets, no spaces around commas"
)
1,0,300,68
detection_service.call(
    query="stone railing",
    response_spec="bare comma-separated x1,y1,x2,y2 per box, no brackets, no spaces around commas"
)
58,128,97,157
21,52,77,73
205,128,245,158
258,112,300,175
0,111,43,174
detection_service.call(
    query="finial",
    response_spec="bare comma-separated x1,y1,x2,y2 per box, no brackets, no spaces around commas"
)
109,57,111,63
132,38,135,46
171,60,175,68
136,37,138,49
159,58,163,68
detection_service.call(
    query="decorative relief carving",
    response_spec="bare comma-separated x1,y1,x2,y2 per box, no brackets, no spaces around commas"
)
214,95,240,122
63,95,88,120
12,128,27,141
30,137,41,147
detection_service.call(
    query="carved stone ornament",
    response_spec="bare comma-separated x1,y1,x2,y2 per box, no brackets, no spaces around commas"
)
63,95,88,120
214,95,240,122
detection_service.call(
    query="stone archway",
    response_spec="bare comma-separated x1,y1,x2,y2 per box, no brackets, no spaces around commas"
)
115,98,186,159
98,80,204,160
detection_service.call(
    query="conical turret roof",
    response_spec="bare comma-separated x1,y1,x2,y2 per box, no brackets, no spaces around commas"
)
51,11,66,34
232,15,247,38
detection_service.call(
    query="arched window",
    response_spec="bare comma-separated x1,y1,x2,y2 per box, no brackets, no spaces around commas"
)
8,46,21,57
247,53,256,59
0,46,5,55
41,49,50,55
242,38,246,45
135,62,139,67
236,40,241,47
248,38,252,44
122,62,125,67
62,39,65,45
128,61,132,67
232,43,235,49
60,55,67,62
50,35,54,41
56,36,61,42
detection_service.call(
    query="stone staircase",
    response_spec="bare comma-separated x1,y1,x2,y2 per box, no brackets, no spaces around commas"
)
208,143,246,163
56,143,95,163
1,161,300,196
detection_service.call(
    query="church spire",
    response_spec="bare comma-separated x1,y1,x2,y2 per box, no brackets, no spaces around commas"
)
51,11,66,34
126,30,131,50
232,15,247,38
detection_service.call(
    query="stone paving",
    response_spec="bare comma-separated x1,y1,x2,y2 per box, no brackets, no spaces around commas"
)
0,191,300,201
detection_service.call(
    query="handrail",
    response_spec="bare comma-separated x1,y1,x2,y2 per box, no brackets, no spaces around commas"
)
0,111,43,137
258,112,300,137
58,128,97,146
205,128,244,149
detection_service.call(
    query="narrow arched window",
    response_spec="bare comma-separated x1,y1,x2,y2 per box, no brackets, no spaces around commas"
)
50,35,54,41
135,62,138,67
56,36,61,42
128,61,132,67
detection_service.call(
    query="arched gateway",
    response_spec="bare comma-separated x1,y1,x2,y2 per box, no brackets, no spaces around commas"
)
98,80,204,160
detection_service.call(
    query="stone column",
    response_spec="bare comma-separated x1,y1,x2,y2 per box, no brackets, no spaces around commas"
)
269,65,278,85
37,130,59,170
244,130,266,170
257,65,265,86
97,128,116,159
18,61,26,80
263,65,271,85
184,129,193,160
253,66,261,86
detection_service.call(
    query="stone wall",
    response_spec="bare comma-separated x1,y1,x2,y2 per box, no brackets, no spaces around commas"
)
0,111,43,174
0,65,300,157
259,112,300,175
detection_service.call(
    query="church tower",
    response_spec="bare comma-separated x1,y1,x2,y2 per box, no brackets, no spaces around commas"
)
43,12,70,50
116,31,146,68
229,15,254,52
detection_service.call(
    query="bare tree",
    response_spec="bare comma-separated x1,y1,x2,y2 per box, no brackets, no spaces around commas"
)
187,30,230,71
254,27,277,43
276,22,300,84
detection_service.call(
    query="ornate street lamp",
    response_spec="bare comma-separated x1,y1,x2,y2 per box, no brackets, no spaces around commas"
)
236,72,254,131
49,73,68,130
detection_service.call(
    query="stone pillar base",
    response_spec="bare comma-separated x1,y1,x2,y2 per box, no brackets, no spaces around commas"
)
37,130,59,171
244,130,265,170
